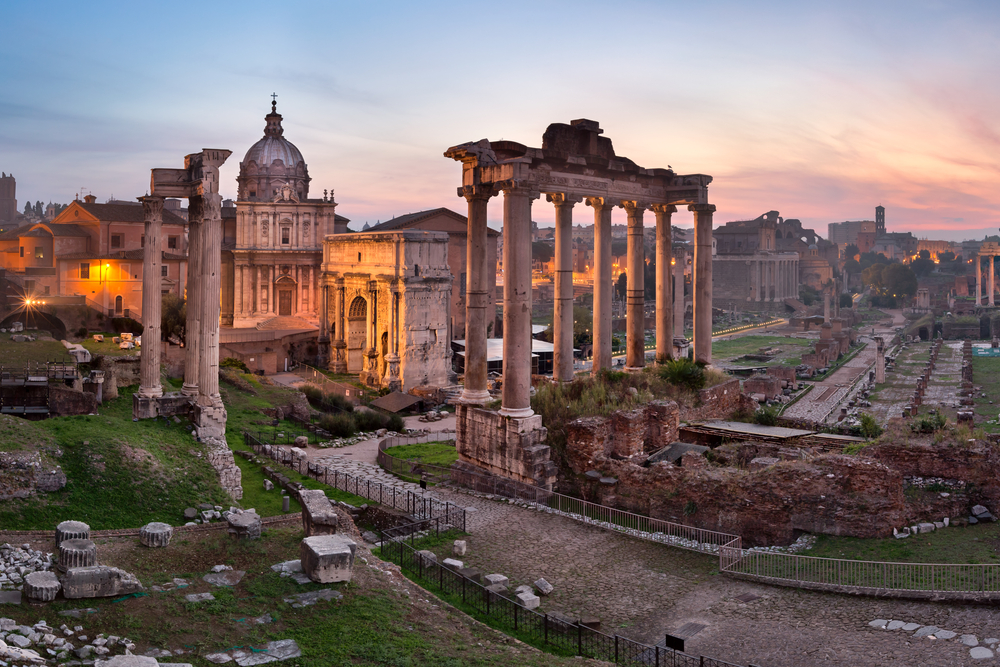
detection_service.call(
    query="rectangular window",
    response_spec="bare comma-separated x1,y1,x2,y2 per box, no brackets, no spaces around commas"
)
161,265,168,277
80,263,90,280
43,286,50,295
140,235,145,248
19,247,23,258
111,234,123,249
34,247,43,259
281,227,290,244
168,236,178,249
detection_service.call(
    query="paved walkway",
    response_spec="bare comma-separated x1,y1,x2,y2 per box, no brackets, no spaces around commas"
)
429,487,1000,667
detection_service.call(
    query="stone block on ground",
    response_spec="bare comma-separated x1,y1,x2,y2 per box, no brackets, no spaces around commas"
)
416,550,437,567
917,523,935,534
972,505,991,519
868,619,888,629
61,566,143,599
139,522,173,548
458,567,482,583
484,573,508,587
55,521,90,547
95,657,159,667
203,570,245,586
299,489,338,536
442,558,463,571
185,592,215,603
515,591,540,609
886,620,905,630
226,511,262,540
24,571,60,602
534,578,554,596
0,590,22,605
971,647,994,660
300,535,356,584
58,539,97,573
453,540,467,556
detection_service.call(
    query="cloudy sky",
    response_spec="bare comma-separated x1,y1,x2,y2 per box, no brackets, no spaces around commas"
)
2,0,998,240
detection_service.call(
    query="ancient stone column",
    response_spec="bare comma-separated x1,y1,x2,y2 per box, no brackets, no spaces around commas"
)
198,193,223,405
653,204,676,362
875,336,886,383
499,183,537,418
673,255,685,338
138,196,164,400
461,185,494,403
991,256,995,307
550,193,578,382
753,259,761,301
690,204,716,365
331,283,347,373
976,255,982,306
588,197,614,373
383,282,401,391
623,201,647,370
182,197,204,397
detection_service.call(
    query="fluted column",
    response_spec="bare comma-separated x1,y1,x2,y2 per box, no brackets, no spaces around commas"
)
673,255,685,338
587,197,614,373
653,204,676,363
499,182,538,418
991,256,996,307
623,200,647,370
550,193,579,382
460,185,494,403
977,255,982,306
690,204,716,365
384,282,401,390
753,259,760,301
182,197,203,397
331,282,347,372
198,193,223,405
138,196,164,399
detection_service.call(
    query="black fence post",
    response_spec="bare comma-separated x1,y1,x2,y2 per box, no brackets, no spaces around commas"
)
544,613,548,644
462,572,466,604
615,635,618,664
577,622,582,657
655,646,659,667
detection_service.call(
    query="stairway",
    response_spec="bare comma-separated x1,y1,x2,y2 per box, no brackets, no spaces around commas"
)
255,316,318,331
783,297,807,312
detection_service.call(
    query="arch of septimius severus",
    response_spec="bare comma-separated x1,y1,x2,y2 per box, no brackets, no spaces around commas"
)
446,119,714,489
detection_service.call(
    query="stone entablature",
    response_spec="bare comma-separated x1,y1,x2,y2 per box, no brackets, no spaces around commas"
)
321,230,452,391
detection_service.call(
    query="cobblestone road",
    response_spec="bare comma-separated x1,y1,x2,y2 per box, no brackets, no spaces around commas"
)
433,488,1000,667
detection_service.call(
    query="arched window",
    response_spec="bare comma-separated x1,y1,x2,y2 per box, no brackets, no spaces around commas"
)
348,296,366,319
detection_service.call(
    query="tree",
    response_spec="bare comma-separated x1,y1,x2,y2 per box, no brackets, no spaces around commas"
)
161,293,186,342
839,293,854,309
23,202,31,216
844,244,860,260
911,257,935,278
858,251,890,271
843,258,862,276
572,306,592,348
531,241,553,264
918,249,931,260
938,251,956,263
616,272,628,300
883,263,918,298
862,264,886,295
33,201,43,217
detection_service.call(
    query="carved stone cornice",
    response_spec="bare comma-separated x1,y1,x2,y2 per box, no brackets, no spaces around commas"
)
459,184,498,202
585,196,615,212
651,203,678,216
620,200,650,218
496,179,539,200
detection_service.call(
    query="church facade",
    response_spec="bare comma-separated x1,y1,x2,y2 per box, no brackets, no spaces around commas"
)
223,101,348,328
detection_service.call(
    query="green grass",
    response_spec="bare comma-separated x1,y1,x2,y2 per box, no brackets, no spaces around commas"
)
384,442,459,467
973,356,1000,433
807,522,1000,564
711,335,811,365
81,331,143,358
0,333,71,367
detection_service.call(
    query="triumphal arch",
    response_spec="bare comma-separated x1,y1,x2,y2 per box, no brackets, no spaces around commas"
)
445,119,715,489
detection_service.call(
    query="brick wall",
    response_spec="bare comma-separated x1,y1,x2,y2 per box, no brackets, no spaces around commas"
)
455,405,557,488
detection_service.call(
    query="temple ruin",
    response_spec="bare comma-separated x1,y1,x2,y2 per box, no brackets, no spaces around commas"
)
445,120,714,488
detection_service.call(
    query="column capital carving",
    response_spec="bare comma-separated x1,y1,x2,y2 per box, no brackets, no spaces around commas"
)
688,203,717,214
651,203,678,215
139,196,164,221
496,179,539,199
188,195,204,223
619,200,650,215
545,192,584,207
585,196,615,211
458,184,497,201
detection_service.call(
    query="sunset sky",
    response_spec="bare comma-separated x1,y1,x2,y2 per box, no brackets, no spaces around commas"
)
2,1,999,240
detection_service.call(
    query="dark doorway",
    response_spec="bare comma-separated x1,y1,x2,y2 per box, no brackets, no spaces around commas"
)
278,290,292,316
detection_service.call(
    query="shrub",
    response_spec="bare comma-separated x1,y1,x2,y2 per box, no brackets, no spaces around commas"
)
753,405,780,426
657,358,706,393
386,414,405,433
859,413,882,439
354,409,389,432
910,412,947,434
302,385,354,413
220,357,250,374
318,413,357,438
76,327,88,339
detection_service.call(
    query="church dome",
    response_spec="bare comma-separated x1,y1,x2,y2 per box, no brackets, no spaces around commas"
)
237,99,311,202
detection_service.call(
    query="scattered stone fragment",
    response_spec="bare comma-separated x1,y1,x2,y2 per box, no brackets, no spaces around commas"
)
290,573,311,585
886,620,905,630
0,590,22,605
211,565,233,573
263,480,274,491
971,646,995,660
901,623,921,631
514,584,532,596
415,551,437,567
935,630,957,640
205,652,234,664
55,521,91,547
453,540,467,557
139,523,173,548
227,512,262,540
484,574,509,587
913,626,940,637
59,608,98,619
986,638,999,645
254,612,273,624
282,589,342,607
961,635,979,647
185,592,215,603
183,508,198,520
62,566,143,599
534,578,554,596
203,571,245,587
58,539,98,573
24,572,60,602
300,535,356,584
515,591,540,609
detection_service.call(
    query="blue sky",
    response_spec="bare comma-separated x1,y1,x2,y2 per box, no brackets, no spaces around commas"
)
2,1,999,240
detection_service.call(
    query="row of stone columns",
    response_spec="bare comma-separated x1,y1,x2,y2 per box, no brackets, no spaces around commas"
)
752,257,798,301
975,254,996,307
459,186,714,418
137,191,225,413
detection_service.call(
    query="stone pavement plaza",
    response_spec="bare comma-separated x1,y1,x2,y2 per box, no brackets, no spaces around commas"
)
432,487,1000,667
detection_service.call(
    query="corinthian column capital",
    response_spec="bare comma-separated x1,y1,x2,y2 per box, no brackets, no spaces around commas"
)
689,203,717,214
585,196,615,212
458,184,497,202
139,196,164,222
620,200,650,215
546,192,583,208
496,179,539,200
651,203,677,216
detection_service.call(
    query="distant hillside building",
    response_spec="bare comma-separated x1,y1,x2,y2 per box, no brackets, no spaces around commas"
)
827,219,876,253
713,211,799,311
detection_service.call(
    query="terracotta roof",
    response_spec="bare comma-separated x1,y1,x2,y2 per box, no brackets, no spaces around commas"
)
77,202,186,225
368,208,495,235
58,250,187,261
0,223,92,240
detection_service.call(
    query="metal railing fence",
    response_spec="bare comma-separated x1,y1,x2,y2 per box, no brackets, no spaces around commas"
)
377,434,457,485
378,524,753,667
243,431,465,531
293,362,373,404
